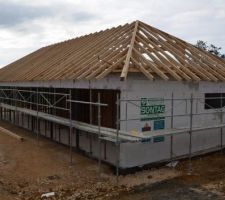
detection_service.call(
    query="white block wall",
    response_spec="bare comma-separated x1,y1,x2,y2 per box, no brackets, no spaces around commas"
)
119,74,225,168
1,74,225,169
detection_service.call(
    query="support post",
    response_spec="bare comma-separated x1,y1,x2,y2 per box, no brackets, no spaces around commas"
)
170,92,174,161
0,106,2,120
98,92,101,180
125,86,128,131
116,93,120,184
59,126,61,143
188,94,193,174
29,87,32,110
37,88,39,144
30,88,33,131
220,94,223,152
69,89,73,165
89,87,93,154
22,112,24,127
125,100,128,131
0,87,2,120
14,88,17,125
17,89,20,126
50,88,53,139
53,88,56,140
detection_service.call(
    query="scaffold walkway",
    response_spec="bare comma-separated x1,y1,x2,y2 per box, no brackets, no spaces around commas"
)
0,103,140,142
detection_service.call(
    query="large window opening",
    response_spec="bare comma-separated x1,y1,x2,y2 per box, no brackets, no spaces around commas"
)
205,93,225,109
54,88,119,128
0,87,120,129
71,89,119,129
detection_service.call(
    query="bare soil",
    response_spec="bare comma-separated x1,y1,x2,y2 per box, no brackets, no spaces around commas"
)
119,149,225,200
1,120,225,200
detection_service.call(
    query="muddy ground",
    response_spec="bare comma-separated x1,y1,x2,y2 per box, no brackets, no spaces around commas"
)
1,120,225,200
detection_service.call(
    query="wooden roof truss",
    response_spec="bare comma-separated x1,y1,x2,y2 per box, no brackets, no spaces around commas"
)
0,20,225,82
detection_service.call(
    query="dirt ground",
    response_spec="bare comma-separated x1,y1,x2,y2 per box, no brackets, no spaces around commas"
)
1,120,225,200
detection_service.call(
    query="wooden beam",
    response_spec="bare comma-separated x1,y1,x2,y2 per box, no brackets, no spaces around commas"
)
134,41,182,81
139,22,211,81
136,34,191,81
0,126,24,141
133,48,169,80
81,42,129,80
96,55,126,79
120,21,139,81
131,57,154,80
74,28,132,80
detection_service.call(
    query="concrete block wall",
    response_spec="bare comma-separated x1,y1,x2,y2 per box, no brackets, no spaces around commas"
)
118,75,225,168
120,77,225,132
1,75,225,169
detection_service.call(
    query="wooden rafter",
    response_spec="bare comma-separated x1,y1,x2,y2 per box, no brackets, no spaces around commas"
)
0,20,225,82
120,20,139,81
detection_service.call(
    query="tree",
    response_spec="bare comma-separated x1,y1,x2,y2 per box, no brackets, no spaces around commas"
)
195,40,208,51
195,40,225,59
208,44,222,56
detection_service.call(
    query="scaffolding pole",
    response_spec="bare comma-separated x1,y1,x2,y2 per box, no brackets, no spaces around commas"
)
170,92,174,161
37,88,39,144
53,88,56,141
188,94,193,174
220,94,223,153
98,92,101,180
89,87,93,155
69,89,73,165
116,93,120,184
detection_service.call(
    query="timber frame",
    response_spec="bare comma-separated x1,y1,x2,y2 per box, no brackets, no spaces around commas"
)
0,20,225,82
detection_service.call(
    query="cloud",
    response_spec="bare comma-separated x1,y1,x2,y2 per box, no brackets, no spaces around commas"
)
0,1,98,29
0,0,224,68
0,2,50,28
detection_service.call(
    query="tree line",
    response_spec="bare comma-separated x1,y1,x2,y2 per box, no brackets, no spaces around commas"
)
195,40,225,59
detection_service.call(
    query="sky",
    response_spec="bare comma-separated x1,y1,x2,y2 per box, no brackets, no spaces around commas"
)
0,0,224,68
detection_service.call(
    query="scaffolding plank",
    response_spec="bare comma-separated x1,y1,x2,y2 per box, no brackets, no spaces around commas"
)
0,126,24,141
0,103,139,142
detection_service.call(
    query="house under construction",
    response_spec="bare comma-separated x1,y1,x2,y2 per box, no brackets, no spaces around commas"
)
0,20,225,172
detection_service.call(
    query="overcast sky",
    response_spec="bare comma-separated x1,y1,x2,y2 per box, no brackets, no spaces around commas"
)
0,0,224,68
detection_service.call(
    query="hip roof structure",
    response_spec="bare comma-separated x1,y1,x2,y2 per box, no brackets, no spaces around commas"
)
0,20,225,82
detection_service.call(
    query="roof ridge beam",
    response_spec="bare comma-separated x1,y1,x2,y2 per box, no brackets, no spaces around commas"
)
120,20,139,81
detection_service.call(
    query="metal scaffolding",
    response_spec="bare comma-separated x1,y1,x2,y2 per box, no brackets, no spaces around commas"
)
1,86,225,178
120,94,225,173
0,87,124,182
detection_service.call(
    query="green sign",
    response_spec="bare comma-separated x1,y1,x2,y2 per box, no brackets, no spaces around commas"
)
153,136,165,143
141,104,165,115
140,98,165,121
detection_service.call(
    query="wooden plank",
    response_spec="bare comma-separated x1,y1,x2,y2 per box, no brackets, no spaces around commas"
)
133,48,169,80
120,21,139,81
131,57,154,80
76,37,131,80
139,22,210,81
32,29,113,81
45,25,129,80
1,20,225,82
30,32,102,81
86,50,128,80
140,22,222,82
69,26,133,79
183,44,225,80
135,41,182,81
157,34,219,81
136,34,191,81
0,126,24,141
17,33,92,81
96,55,126,79
147,21,225,79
